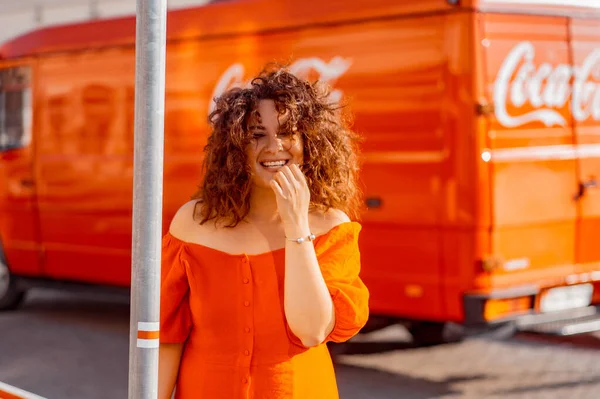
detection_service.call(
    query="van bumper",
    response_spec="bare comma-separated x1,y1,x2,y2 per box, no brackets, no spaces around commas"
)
463,285,600,335
463,285,539,326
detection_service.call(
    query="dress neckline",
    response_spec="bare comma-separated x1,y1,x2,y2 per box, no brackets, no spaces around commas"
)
165,221,359,258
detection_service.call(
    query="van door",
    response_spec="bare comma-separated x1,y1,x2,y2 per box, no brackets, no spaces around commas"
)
570,19,600,279
35,49,135,287
0,63,42,276
482,13,579,294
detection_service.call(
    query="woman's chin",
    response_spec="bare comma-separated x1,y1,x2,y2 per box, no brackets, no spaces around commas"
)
252,178,275,191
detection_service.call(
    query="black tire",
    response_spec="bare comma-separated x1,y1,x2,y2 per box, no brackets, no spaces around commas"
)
469,321,517,341
326,341,350,358
408,321,465,346
0,257,26,311
360,316,397,334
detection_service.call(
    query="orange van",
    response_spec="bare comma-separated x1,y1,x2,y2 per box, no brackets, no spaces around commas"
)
1,0,599,343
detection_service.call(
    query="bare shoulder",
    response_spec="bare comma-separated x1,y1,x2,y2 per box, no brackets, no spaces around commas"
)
168,200,215,241
309,208,351,236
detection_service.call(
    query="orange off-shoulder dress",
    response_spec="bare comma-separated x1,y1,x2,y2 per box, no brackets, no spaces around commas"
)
160,221,369,399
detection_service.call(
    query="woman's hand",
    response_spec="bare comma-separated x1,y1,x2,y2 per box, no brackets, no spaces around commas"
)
270,164,311,237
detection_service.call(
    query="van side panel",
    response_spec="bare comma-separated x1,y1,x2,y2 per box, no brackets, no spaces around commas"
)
0,145,41,275
36,45,210,286
347,14,454,320
26,4,479,322
161,10,484,321
0,0,460,59
482,14,578,288
439,12,488,322
162,40,214,231
36,49,136,286
160,14,454,320
160,12,482,321
0,60,42,276
570,19,600,273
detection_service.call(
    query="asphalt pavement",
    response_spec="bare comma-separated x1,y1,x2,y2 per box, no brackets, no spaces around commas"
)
1,289,600,399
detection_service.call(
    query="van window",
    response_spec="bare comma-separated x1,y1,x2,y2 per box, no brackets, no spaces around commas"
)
0,66,32,151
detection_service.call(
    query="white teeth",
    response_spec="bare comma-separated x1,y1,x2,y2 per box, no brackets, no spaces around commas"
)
262,160,287,167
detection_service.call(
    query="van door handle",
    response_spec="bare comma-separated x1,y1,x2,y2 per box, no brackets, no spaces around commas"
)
20,178,35,188
574,178,598,201
366,197,382,208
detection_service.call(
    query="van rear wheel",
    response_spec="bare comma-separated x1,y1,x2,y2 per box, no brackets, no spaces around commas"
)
408,321,464,346
0,259,26,311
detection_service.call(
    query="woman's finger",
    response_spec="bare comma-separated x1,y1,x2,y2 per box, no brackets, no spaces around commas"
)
280,166,299,192
290,164,307,186
275,169,294,196
270,179,285,198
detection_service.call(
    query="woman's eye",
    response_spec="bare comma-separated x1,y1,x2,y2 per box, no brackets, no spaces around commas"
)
278,131,293,137
252,133,265,139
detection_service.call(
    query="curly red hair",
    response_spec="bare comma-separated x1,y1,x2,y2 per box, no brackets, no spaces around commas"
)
193,65,362,227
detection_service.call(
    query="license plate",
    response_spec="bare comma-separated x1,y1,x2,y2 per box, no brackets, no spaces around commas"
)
540,283,594,313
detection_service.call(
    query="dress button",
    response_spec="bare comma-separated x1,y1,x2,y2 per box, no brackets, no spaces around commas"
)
243,278,249,284
244,301,250,307
245,327,251,333
244,350,250,356
242,257,248,264
242,377,249,384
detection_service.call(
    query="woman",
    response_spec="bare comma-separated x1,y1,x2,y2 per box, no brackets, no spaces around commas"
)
159,66,369,399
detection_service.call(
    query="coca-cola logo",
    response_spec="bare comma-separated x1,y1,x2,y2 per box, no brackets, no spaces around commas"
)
494,41,600,127
209,57,352,114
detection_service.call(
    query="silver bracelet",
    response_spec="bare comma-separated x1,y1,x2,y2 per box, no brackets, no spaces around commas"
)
286,233,316,244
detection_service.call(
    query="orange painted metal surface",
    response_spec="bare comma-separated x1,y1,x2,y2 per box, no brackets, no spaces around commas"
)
0,0,599,325
474,10,600,298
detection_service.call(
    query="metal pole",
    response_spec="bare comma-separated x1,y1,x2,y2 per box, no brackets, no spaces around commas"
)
128,0,167,398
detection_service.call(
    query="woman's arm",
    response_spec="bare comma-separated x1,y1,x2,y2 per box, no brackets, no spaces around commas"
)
158,343,184,399
271,165,345,347
283,220,339,347
158,203,196,397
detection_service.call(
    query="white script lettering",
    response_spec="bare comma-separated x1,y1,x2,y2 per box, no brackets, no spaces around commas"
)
494,41,600,127
209,57,352,114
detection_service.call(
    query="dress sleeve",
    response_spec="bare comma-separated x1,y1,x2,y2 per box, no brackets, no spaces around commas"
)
160,233,193,344
318,222,370,344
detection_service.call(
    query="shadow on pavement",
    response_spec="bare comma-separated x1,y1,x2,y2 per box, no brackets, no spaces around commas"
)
0,289,131,399
510,331,600,350
335,363,487,399
329,340,466,357
490,374,600,396
330,340,419,356
17,289,130,333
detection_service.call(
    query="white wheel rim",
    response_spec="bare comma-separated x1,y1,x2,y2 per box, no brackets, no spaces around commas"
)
0,260,9,297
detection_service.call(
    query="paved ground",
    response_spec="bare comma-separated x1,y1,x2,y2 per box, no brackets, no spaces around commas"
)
336,328,600,399
1,289,599,399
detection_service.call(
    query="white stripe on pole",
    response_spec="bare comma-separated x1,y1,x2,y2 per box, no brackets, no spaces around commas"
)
138,321,160,331
128,0,167,398
137,339,161,349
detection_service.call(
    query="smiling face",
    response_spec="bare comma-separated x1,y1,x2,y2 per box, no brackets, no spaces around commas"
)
245,99,304,189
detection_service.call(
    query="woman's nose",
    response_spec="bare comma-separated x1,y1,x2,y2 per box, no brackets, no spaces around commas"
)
265,136,284,153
